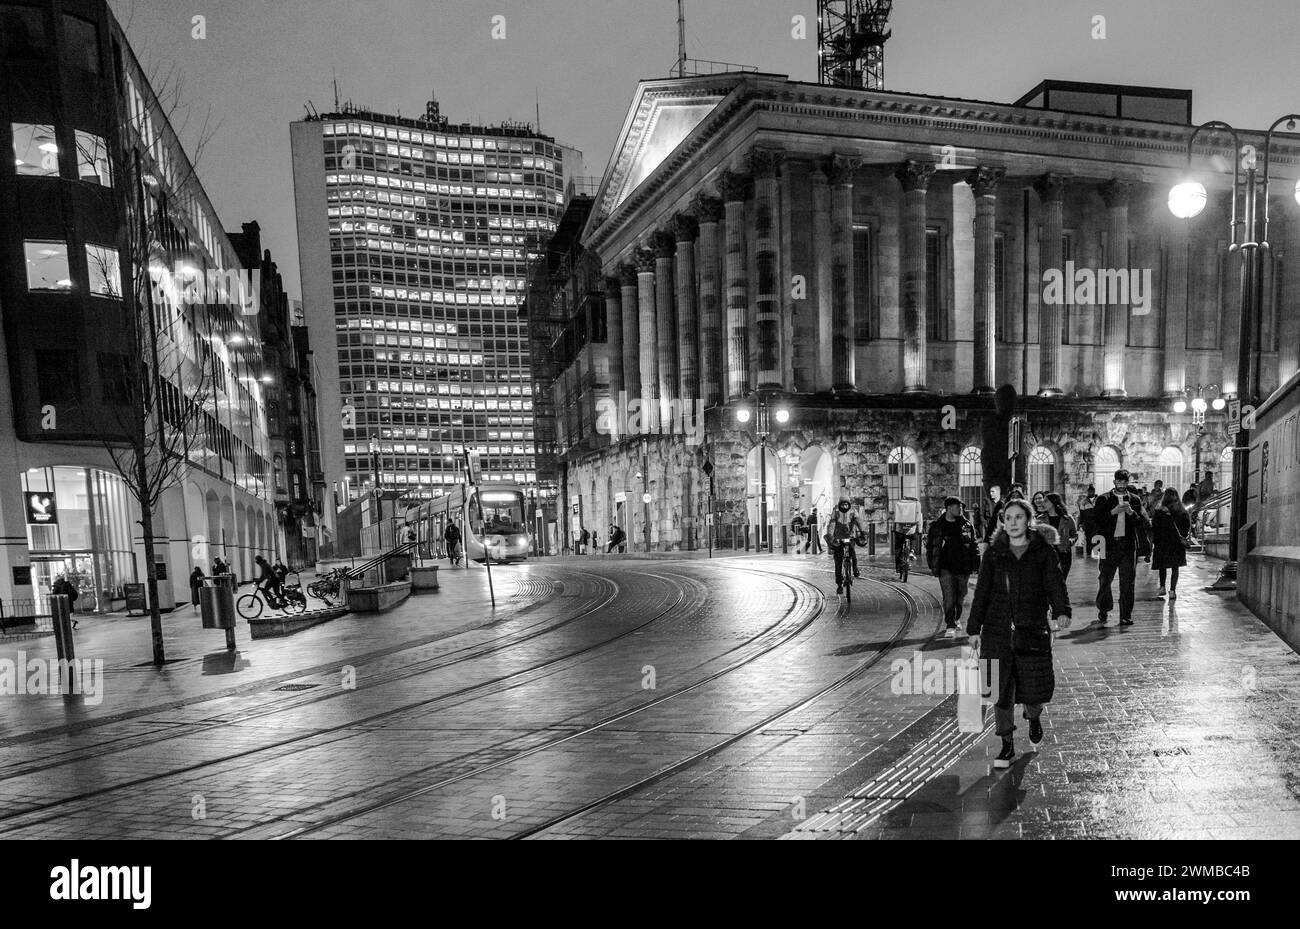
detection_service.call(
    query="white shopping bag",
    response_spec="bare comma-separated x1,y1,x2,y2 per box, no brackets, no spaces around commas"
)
956,645,986,733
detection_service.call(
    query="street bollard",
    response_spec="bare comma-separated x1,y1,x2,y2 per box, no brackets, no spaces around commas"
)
50,595,78,695
781,526,788,554
869,523,876,556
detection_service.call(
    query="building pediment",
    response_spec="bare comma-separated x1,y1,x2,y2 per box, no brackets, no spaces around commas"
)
592,75,751,225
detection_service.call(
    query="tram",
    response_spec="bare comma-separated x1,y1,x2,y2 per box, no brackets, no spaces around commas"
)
404,482,531,563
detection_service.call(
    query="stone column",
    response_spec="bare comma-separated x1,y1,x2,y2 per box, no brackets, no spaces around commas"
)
619,263,641,404
1162,224,1191,397
692,194,724,407
897,159,936,394
747,147,784,390
969,167,1004,395
671,213,699,403
1035,173,1067,396
603,274,625,402
635,247,659,425
718,169,752,400
1280,209,1300,385
1101,180,1133,398
829,154,862,392
650,229,679,424
811,166,834,392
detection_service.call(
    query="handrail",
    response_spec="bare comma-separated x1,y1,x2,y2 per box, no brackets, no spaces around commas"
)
343,540,418,580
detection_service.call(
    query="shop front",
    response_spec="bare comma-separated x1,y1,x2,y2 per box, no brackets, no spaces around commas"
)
21,466,137,614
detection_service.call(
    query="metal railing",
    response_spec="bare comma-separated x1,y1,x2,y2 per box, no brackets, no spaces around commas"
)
666,58,759,77
0,598,55,637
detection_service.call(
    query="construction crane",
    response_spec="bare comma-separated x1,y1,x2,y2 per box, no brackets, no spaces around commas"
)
817,1,893,90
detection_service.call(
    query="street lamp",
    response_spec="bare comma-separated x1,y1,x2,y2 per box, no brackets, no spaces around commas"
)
1171,383,1220,505
735,392,791,553
1169,114,1300,589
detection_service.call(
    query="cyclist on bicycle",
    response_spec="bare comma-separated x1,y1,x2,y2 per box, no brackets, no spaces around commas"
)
254,555,285,608
827,496,863,595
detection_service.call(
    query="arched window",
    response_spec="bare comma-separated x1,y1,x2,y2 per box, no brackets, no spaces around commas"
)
273,454,286,494
1218,446,1234,495
958,446,983,512
1094,445,1122,495
887,446,920,500
1157,447,1184,496
1028,446,1057,499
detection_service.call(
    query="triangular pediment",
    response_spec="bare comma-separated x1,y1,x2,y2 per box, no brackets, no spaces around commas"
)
592,76,748,225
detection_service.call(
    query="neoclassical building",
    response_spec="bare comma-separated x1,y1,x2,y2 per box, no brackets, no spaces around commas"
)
542,73,1300,549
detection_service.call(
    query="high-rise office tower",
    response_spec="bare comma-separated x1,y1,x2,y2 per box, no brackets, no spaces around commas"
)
291,97,580,511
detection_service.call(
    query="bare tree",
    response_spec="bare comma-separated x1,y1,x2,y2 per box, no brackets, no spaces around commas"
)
79,48,231,665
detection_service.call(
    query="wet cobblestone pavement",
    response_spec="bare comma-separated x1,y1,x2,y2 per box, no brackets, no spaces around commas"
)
1,553,1296,839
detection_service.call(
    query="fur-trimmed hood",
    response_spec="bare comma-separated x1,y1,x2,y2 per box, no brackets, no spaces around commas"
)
989,520,1060,550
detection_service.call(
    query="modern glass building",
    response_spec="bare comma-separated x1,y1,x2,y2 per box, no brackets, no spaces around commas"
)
291,98,581,511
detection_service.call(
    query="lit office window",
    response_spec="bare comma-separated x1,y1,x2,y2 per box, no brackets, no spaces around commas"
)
12,123,59,176
75,130,111,186
85,243,120,296
25,241,71,290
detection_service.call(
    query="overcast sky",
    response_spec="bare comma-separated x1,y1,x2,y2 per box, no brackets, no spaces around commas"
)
110,0,1300,302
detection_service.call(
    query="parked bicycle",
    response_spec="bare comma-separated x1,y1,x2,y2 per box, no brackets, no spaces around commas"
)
894,524,918,583
307,567,349,606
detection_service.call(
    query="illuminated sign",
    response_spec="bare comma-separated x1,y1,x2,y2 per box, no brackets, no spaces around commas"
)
25,492,57,525
480,492,519,503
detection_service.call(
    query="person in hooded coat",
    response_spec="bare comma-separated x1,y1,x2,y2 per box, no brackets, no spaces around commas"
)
967,498,1072,770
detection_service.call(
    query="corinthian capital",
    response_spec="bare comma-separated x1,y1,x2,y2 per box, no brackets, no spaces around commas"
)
618,262,639,287
634,247,657,274
968,166,1006,199
744,146,783,179
649,229,677,260
1101,179,1134,209
716,169,753,203
670,212,699,243
1034,172,1068,204
824,153,861,186
895,160,936,193
691,193,725,224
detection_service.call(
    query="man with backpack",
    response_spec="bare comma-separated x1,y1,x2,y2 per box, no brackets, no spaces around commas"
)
443,521,462,566
827,496,863,595
790,511,807,555
927,497,980,638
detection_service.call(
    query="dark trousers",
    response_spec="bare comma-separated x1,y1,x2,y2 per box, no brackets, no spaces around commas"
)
1158,567,1180,591
938,569,969,628
1096,539,1137,621
1056,550,1072,579
832,544,857,585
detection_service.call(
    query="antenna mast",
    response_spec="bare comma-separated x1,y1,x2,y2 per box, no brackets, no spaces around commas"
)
817,0,893,90
677,0,687,77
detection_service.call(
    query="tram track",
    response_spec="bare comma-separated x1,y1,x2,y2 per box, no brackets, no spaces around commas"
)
247,562,838,839
0,568,704,832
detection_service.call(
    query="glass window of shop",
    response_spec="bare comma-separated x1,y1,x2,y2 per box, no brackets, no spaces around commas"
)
21,467,137,613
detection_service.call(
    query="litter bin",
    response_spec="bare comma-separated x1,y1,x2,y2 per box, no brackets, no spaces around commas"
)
200,578,237,650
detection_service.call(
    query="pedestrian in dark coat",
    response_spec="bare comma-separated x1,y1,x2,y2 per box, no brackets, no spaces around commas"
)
968,499,1072,769
1150,488,1192,599
190,567,205,611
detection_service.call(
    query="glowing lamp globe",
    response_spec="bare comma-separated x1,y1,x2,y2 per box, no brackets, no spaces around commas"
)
775,408,791,425
1173,400,1188,414
1191,397,1208,414
1212,398,1227,411
1168,181,1208,219
1294,177,1300,207
736,407,752,424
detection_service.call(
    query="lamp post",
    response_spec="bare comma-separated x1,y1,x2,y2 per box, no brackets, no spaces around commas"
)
736,392,790,553
1171,383,1223,505
1169,115,1300,589
640,436,651,553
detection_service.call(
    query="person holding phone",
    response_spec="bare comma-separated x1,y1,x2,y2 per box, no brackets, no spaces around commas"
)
1091,469,1150,627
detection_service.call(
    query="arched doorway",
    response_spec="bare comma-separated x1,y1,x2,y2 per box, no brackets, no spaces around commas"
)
799,445,836,538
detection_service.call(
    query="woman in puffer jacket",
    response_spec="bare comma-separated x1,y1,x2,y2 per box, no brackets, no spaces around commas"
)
967,498,1072,769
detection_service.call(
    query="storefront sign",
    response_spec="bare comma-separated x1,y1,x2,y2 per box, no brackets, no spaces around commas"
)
11,566,32,586
155,560,168,582
24,492,57,525
615,491,628,504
